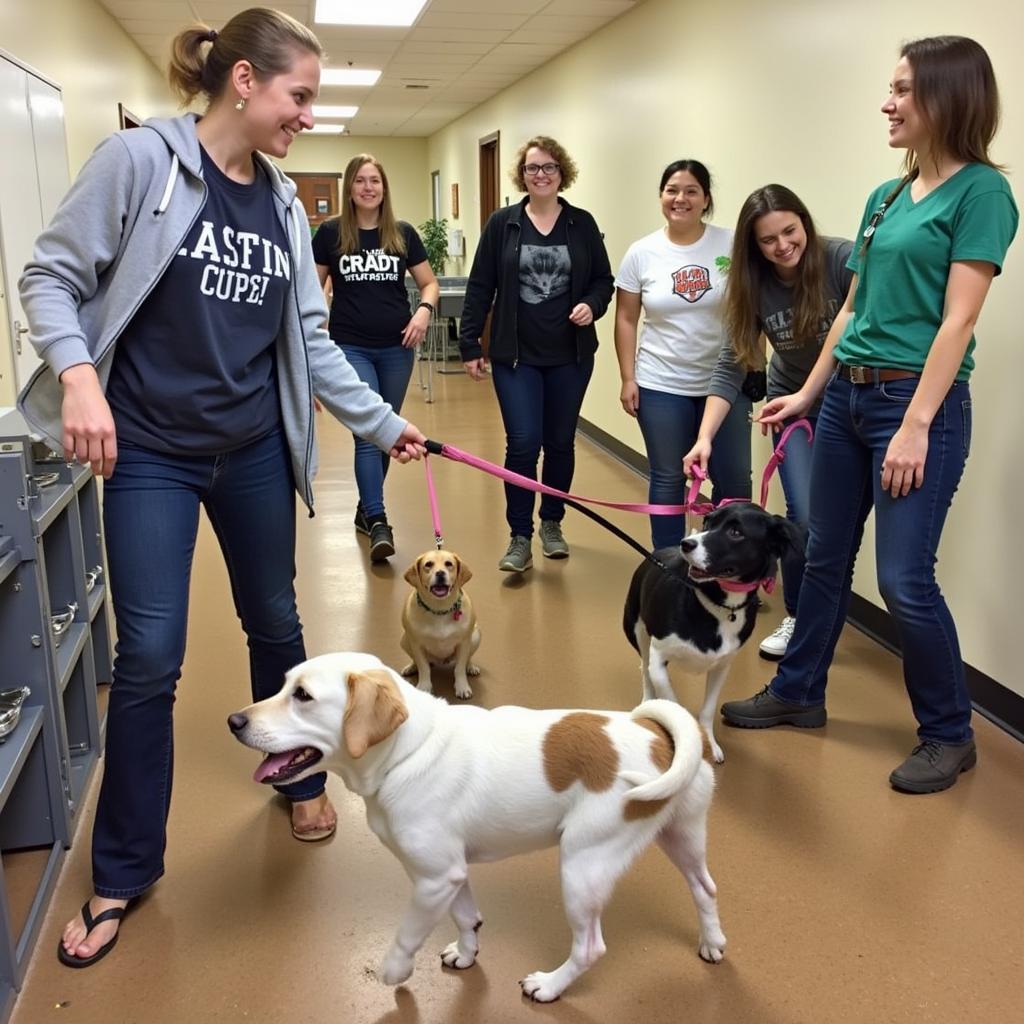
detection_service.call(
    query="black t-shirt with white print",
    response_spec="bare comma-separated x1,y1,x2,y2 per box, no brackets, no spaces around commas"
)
106,145,289,454
312,220,428,349
516,211,576,365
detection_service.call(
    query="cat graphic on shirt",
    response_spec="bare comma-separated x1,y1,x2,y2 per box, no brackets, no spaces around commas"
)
520,244,571,304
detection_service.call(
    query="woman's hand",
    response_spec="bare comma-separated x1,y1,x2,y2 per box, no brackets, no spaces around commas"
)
683,438,712,479
389,422,428,463
881,423,927,497
60,364,117,478
619,380,639,417
756,390,812,429
569,302,594,326
400,307,431,348
464,358,489,381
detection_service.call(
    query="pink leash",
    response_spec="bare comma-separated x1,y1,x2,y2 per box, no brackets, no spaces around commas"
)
423,418,813,586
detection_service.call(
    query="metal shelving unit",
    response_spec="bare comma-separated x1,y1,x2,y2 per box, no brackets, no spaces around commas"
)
0,409,112,1018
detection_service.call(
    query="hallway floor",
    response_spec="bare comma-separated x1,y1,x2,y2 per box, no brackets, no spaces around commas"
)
9,368,1023,1024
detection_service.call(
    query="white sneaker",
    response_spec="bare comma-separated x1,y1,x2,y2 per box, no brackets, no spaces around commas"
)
759,616,796,660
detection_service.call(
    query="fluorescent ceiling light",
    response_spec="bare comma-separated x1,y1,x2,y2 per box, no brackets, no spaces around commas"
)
313,105,359,118
306,124,346,134
314,0,427,27
321,68,382,87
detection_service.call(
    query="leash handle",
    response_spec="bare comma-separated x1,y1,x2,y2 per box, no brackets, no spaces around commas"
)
423,454,444,549
758,418,814,508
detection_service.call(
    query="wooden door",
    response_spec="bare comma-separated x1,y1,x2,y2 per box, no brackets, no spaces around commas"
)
291,173,339,229
477,132,500,355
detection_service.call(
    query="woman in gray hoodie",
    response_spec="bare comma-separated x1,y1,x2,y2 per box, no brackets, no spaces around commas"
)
18,8,425,968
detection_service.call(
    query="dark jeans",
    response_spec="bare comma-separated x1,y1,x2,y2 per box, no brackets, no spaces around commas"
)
490,357,594,537
774,415,816,615
339,343,414,519
636,386,753,549
770,376,973,744
96,430,321,898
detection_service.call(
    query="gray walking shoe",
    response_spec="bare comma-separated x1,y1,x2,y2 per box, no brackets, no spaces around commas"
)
889,739,976,794
354,505,370,536
720,685,827,728
539,520,570,559
498,535,533,573
369,521,395,562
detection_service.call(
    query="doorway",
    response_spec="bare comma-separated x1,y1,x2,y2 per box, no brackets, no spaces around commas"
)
478,131,500,229
290,173,340,230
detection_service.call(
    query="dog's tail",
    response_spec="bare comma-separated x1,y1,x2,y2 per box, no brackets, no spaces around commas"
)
618,699,705,804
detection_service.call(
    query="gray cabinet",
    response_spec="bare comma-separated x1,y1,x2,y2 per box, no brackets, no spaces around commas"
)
0,409,111,1018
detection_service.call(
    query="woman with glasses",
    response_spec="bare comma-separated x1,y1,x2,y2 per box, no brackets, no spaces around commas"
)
614,159,752,552
721,36,1017,794
683,185,854,660
460,135,614,573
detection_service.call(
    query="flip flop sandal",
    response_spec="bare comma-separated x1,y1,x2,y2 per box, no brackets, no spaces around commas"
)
291,819,337,842
57,900,130,968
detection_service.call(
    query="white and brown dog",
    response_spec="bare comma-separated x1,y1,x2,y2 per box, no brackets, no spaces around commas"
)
228,652,725,1003
400,549,480,699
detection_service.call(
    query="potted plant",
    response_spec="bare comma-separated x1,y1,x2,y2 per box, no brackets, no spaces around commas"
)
419,216,449,275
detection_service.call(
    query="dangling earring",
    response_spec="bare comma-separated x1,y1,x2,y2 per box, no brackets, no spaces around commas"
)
235,97,246,111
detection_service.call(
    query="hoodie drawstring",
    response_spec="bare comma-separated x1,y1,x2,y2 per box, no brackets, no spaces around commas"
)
156,153,179,214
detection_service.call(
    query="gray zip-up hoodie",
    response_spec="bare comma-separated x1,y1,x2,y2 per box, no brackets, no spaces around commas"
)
17,113,406,511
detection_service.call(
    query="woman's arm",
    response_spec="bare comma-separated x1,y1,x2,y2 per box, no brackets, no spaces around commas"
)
881,260,995,497
459,215,501,364
613,288,642,416
758,274,858,426
402,260,439,348
573,214,615,324
683,396,735,477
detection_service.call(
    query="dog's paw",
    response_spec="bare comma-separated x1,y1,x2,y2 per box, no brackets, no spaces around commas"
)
416,679,433,693
698,936,726,963
520,970,563,1003
454,681,473,700
380,949,415,986
711,742,725,765
467,663,481,677
440,941,477,970
400,663,417,678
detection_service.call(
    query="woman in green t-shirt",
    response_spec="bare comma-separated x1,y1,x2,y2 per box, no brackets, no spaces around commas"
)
719,36,1018,795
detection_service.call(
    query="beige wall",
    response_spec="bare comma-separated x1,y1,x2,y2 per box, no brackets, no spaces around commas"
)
426,0,1024,697
277,135,431,230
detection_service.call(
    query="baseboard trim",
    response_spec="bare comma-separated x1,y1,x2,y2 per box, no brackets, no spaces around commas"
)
848,593,1024,742
577,418,1024,743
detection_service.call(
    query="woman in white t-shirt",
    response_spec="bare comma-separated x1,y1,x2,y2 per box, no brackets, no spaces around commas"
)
614,159,752,549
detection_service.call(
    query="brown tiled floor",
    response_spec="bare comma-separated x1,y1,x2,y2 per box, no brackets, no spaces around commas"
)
10,368,1024,1023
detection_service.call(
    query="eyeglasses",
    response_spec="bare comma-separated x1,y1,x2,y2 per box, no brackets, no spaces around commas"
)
522,162,560,176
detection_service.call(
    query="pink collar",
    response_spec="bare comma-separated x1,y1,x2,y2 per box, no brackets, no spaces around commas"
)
719,576,776,595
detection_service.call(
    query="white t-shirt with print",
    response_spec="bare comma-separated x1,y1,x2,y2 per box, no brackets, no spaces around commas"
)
615,223,733,395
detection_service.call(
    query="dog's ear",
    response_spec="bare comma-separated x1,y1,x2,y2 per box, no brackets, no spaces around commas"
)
403,557,422,586
455,555,473,586
769,515,807,559
343,669,409,759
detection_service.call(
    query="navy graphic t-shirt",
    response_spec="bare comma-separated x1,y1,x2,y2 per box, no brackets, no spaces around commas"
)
517,211,575,365
312,220,428,349
106,146,289,454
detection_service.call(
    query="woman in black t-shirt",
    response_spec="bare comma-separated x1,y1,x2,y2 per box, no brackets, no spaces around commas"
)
313,154,438,561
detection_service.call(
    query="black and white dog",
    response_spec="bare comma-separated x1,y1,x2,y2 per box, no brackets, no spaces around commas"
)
623,503,805,762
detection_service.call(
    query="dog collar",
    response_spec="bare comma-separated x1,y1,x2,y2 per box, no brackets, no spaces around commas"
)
719,576,776,595
416,592,463,620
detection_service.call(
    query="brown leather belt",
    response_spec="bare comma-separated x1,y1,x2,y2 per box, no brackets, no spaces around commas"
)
837,364,920,385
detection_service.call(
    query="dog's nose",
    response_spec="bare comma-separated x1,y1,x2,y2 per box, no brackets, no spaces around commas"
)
227,713,248,734
680,538,698,553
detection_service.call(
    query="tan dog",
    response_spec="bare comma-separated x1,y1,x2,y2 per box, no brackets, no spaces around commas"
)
228,652,724,1003
400,549,481,699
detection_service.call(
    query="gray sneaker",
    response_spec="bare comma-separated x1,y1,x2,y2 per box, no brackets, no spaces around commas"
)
889,739,976,794
498,535,533,573
539,520,569,559
720,685,827,728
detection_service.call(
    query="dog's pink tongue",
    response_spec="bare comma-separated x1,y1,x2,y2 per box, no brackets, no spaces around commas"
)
254,751,295,783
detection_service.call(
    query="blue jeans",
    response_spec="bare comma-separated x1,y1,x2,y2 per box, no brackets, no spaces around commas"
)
636,387,752,549
774,415,816,615
770,376,973,744
339,344,414,518
96,430,321,898
490,357,594,537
